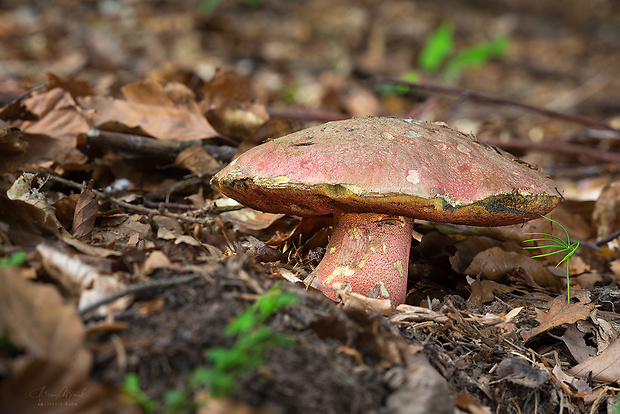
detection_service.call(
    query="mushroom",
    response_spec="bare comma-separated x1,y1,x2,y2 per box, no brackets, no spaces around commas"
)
211,117,561,307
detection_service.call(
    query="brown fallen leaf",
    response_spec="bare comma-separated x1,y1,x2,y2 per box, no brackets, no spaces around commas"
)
36,244,131,315
14,87,89,165
453,391,492,414
464,246,562,290
0,271,92,376
560,324,597,363
521,296,591,341
0,119,27,174
79,80,217,141
219,207,285,233
449,236,523,274
467,279,515,308
174,144,221,176
72,179,98,241
569,337,620,384
6,172,64,237
551,364,592,397
200,69,269,141
496,357,549,388
592,180,620,240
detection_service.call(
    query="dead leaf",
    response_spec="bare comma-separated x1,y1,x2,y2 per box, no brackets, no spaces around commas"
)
560,324,597,363
200,69,269,141
552,364,592,397
0,120,27,174
143,250,172,275
6,172,63,237
386,361,455,414
592,180,620,240
568,337,620,383
78,80,217,141
237,235,284,262
453,391,492,414
36,244,130,315
47,72,94,100
0,271,92,376
174,144,221,176
464,246,561,289
450,236,523,273
14,87,89,165
521,296,591,341
496,357,549,388
467,279,515,307
219,207,285,233
72,180,98,241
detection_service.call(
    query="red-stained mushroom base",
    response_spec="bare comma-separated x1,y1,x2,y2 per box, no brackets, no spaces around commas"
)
311,212,414,307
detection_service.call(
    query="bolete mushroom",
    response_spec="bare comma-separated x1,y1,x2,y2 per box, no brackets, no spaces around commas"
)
211,117,561,307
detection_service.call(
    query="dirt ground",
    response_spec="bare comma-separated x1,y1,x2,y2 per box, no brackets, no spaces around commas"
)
1,0,620,413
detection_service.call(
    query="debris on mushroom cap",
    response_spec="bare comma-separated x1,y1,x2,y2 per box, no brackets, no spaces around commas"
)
211,117,561,226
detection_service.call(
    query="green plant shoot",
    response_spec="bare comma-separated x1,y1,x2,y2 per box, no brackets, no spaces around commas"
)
524,216,579,303
443,35,509,79
417,21,455,73
0,251,26,268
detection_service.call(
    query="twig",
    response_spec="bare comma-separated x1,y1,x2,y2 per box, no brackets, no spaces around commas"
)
379,77,618,131
82,129,237,162
79,273,202,317
26,170,215,225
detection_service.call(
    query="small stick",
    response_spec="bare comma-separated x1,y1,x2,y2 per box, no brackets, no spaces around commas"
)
23,170,215,225
379,77,618,131
79,273,202,317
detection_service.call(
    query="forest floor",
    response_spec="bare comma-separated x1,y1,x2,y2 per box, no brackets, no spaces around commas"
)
1,0,620,413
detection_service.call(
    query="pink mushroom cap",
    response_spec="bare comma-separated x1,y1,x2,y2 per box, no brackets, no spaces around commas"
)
211,117,561,306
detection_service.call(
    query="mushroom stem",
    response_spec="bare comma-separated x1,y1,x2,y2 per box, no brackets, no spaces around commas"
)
312,212,414,306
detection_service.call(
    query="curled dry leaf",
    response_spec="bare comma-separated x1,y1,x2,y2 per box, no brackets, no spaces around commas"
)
0,119,26,174
467,279,515,307
14,87,89,165
496,357,549,388
79,79,217,141
568,337,620,384
6,172,63,237
552,364,592,397
37,244,130,315
463,246,562,290
200,69,269,141
0,271,92,376
72,179,98,241
521,296,591,341
174,144,221,176
219,207,285,233
450,236,523,273
559,324,597,363
238,235,284,262
592,181,620,241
